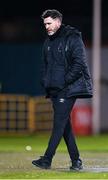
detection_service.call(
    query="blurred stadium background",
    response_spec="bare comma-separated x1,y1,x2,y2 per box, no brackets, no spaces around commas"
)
0,0,108,135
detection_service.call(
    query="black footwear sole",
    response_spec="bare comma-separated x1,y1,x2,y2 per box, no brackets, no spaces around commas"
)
32,161,51,169
70,165,83,171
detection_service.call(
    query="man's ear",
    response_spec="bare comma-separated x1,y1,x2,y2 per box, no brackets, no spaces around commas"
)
57,18,61,27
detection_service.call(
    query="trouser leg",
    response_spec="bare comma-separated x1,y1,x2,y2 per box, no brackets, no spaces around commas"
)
63,116,79,161
44,96,78,160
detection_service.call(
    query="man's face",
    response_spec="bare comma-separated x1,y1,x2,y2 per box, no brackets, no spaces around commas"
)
43,17,61,36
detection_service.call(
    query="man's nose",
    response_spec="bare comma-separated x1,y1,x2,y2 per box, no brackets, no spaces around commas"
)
46,24,49,29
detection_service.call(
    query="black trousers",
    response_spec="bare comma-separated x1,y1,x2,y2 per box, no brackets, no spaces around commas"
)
44,91,79,162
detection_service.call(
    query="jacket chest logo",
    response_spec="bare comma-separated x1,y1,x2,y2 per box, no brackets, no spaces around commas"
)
57,42,68,52
58,42,62,52
47,42,65,52
47,46,50,51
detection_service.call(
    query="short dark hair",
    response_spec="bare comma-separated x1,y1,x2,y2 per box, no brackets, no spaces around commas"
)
41,9,63,22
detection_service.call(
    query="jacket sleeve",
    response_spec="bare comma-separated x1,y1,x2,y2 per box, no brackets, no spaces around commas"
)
65,34,87,85
40,42,47,87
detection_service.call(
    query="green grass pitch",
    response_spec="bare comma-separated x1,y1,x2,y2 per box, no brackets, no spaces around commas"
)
0,133,108,179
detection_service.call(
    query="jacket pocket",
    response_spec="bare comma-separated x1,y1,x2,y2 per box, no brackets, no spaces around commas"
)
67,75,87,95
50,68,65,89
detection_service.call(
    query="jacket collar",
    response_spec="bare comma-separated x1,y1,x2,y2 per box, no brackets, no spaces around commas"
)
48,24,65,40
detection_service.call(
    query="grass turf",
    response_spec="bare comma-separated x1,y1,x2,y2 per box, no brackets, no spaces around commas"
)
0,133,108,179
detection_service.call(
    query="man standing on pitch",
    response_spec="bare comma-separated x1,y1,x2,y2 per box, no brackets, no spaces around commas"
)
32,9,93,170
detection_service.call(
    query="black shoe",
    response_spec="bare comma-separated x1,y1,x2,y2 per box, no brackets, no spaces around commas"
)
70,159,83,171
32,156,51,169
